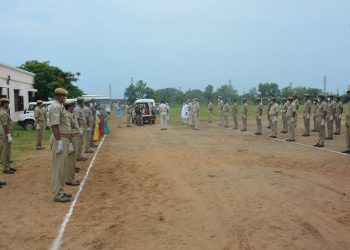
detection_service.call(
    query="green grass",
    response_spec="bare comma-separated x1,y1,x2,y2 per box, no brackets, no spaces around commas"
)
11,124,51,160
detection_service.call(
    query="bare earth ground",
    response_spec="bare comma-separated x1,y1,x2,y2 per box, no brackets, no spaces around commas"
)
1,116,350,250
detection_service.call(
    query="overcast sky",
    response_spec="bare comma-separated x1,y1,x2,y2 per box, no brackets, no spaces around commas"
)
1,0,350,98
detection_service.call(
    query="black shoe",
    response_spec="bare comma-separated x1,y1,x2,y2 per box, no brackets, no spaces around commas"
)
3,169,15,174
0,181,6,185
240,129,247,132
311,129,317,132
286,139,295,142
9,167,16,172
334,132,340,135
302,134,310,137
325,137,333,140
267,126,271,129
63,193,73,198
75,168,80,173
54,196,71,203
314,143,324,148
270,136,277,138
341,149,350,154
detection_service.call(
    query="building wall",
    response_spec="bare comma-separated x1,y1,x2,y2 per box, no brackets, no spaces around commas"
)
0,64,35,122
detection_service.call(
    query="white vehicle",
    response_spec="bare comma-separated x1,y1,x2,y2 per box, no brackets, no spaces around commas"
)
132,99,157,124
17,99,75,130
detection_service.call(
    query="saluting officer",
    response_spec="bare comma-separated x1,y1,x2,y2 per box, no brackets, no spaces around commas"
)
49,88,72,202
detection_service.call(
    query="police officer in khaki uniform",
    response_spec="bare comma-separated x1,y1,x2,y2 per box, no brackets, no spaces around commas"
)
255,97,263,135
64,100,80,186
158,100,169,130
326,93,336,140
187,100,193,127
342,90,350,154
0,98,16,174
266,100,272,129
280,98,288,133
218,96,224,126
311,98,319,132
208,102,213,123
74,97,87,161
34,100,46,150
232,100,238,130
241,98,248,131
293,95,299,128
286,97,296,142
49,88,72,202
192,98,200,130
83,99,94,153
0,105,5,187
334,96,343,135
302,94,312,136
314,93,328,148
125,104,133,127
222,100,229,127
269,97,279,138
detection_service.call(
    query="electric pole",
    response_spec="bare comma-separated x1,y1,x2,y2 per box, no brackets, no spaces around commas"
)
109,83,112,98
323,76,327,93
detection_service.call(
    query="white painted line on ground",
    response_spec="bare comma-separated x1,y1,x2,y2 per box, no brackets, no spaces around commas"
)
233,130,350,157
50,135,106,250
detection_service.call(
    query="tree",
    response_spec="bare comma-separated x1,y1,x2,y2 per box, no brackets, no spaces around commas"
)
204,84,214,103
258,82,280,98
184,89,205,101
154,88,184,104
19,60,84,100
215,83,239,102
124,80,155,103
281,86,321,103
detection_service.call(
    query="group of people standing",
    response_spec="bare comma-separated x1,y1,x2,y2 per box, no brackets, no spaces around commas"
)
181,98,201,130
213,90,350,153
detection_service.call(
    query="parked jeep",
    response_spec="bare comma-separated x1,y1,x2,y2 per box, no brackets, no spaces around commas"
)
132,99,157,124
18,101,53,130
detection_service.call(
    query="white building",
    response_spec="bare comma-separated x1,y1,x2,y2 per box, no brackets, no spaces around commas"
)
0,62,36,122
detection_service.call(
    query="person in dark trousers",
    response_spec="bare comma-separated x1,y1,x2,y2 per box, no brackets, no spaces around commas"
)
135,104,142,126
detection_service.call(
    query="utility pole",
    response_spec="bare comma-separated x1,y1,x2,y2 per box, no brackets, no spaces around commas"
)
229,79,232,85
109,83,112,98
323,76,327,93
289,81,292,96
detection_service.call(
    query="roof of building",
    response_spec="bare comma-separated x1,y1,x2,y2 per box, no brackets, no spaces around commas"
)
0,62,35,76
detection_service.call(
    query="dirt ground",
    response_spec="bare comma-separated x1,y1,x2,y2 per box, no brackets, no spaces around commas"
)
0,116,350,250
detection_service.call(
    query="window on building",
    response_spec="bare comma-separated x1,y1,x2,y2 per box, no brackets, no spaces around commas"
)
14,89,24,111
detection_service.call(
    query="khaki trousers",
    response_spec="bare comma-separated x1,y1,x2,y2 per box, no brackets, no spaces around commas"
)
270,116,277,137
335,115,341,134
256,116,262,133
188,112,193,126
50,135,69,199
287,118,295,140
66,136,79,182
84,128,91,152
282,115,288,132
313,115,318,131
232,114,238,129
1,136,11,169
316,117,326,145
36,123,45,147
127,113,132,126
327,116,334,138
223,112,228,127
345,119,350,150
208,110,212,122
160,112,167,129
193,112,200,129
303,114,310,135
242,115,247,130
77,129,85,159
0,135,3,171
218,110,223,125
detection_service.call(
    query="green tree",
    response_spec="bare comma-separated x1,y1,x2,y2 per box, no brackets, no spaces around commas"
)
124,80,155,103
19,60,83,99
185,89,205,101
154,88,184,104
204,84,214,103
215,83,239,102
258,82,280,98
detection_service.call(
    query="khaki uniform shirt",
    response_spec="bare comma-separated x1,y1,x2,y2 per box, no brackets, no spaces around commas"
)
346,102,350,123
294,99,299,111
188,103,193,112
312,103,318,115
315,101,327,118
242,103,248,116
232,103,238,115
49,100,71,134
126,105,132,114
208,103,213,111
327,100,336,117
68,111,80,134
74,106,86,128
83,106,91,127
0,107,13,132
158,103,168,113
286,102,296,118
269,103,279,117
336,101,343,115
193,101,200,114
218,100,224,111
222,103,229,113
34,106,46,125
304,99,311,114
281,102,288,116
256,102,263,117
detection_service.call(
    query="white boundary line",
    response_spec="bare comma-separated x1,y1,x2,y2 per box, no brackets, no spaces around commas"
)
50,135,106,250
234,130,350,157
